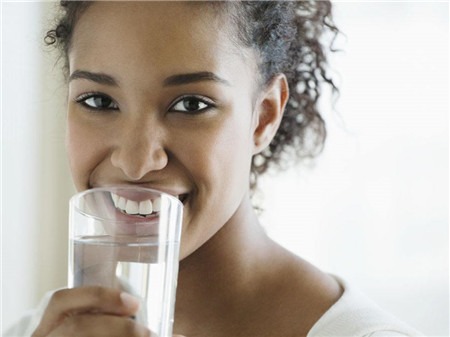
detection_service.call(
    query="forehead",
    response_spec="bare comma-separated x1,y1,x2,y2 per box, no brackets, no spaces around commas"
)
69,1,255,86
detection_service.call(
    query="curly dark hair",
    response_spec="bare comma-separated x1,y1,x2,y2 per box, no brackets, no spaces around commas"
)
44,0,340,197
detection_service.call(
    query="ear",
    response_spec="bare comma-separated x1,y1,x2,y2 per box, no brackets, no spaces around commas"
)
252,73,289,155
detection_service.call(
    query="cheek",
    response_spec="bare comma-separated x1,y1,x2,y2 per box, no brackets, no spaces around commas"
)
181,113,253,204
66,115,108,191
175,117,253,255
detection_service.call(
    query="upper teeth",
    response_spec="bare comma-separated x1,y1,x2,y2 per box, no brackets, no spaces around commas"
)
111,193,161,216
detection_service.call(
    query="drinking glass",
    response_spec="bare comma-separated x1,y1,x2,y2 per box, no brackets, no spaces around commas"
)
68,186,183,337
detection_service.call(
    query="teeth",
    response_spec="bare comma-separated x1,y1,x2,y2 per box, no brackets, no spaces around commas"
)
118,197,127,210
139,199,152,215
111,193,119,206
110,192,158,216
153,197,161,212
125,200,139,214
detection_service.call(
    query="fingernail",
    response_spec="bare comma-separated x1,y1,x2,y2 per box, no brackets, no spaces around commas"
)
120,292,139,309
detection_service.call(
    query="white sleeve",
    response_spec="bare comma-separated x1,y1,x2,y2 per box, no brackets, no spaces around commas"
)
2,290,56,337
365,331,411,337
3,311,35,337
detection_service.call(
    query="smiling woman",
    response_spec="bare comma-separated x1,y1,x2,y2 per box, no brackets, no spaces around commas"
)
3,1,430,337
64,2,285,275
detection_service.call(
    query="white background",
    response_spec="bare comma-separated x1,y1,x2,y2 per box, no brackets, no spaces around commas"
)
1,1,449,335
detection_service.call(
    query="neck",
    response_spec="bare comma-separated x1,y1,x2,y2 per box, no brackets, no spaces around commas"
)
174,191,276,334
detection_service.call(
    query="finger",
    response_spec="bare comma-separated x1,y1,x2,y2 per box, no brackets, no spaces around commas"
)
32,287,139,337
47,313,152,337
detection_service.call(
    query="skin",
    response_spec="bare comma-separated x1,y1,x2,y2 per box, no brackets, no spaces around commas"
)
33,2,343,336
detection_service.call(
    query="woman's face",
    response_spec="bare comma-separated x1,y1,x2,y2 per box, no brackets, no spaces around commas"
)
67,2,261,258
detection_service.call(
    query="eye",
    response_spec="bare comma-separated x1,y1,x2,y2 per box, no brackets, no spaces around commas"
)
75,93,119,111
168,95,214,114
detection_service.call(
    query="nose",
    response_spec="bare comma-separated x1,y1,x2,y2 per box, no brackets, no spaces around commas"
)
110,119,168,181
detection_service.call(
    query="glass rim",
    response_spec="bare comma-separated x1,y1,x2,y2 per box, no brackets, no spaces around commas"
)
69,185,183,224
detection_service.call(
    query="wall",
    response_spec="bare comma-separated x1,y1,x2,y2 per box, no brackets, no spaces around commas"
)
1,1,75,330
259,3,449,335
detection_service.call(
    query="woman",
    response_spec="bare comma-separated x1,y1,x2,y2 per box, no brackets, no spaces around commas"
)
7,1,422,336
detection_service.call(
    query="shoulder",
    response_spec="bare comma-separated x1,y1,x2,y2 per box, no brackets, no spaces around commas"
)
307,275,424,337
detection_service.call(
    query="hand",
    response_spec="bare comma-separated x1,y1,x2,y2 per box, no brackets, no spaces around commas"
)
32,286,186,337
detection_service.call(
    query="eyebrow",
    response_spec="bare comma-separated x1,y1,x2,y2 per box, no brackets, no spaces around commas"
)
69,70,118,86
163,72,231,87
68,70,231,87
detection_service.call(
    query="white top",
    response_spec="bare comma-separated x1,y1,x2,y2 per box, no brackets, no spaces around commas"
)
307,275,423,337
4,275,424,337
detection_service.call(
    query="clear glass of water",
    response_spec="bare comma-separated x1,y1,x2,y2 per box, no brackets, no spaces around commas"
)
68,186,183,337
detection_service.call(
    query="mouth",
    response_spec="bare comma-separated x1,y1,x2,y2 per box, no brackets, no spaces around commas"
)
110,192,188,217
178,193,189,204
